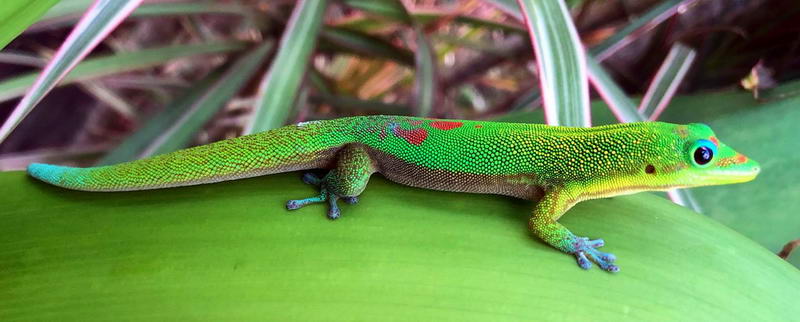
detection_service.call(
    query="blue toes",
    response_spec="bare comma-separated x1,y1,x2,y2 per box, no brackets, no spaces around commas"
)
585,238,605,248
286,195,326,210
588,249,619,272
327,207,341,219
290,174,362,219
286,200,302,210
576,252,592,270
570,235,619,273
327,195,341,219
287,187,356,220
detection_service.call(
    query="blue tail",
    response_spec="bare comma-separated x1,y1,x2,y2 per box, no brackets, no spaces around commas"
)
27,163,73,187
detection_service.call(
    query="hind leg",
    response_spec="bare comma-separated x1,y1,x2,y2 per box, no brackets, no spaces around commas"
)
286,145,375,219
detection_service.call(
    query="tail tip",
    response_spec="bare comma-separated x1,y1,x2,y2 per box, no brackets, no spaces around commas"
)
27,163,68,184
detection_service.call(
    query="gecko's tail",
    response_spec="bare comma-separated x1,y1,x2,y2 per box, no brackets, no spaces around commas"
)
27,118,360,192
27,163,75,187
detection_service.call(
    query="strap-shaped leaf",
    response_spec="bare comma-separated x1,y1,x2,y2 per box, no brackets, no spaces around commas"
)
0,0,144,143
247,0,327,133
516,0,590,127
412,26,437,117
639,43,697,120
586,56,643,123
319,27,414,66
33,0,254,31
97,42,273,165
590,0,699,61
0,42,247,104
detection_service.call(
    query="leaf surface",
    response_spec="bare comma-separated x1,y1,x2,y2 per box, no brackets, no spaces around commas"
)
1,171,798,320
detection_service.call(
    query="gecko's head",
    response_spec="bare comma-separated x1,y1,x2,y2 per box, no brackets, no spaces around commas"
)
665,123,760,188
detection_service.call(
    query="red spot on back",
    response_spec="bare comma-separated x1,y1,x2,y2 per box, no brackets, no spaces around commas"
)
709,136,719,147
474,124,483,128
430,121,463,130
392,127,428,145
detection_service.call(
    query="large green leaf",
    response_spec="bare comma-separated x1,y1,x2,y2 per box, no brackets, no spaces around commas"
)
1,171,798,320
0,0,59,49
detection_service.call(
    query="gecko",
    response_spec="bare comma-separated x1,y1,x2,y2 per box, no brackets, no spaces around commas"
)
27,115,760,272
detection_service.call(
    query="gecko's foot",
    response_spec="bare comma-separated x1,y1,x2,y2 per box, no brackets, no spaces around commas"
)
342,196,358,204
286,183,349,220
570,236,619,273
286,194,325,210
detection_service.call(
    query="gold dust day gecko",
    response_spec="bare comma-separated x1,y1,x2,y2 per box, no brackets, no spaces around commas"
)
27,115,760,272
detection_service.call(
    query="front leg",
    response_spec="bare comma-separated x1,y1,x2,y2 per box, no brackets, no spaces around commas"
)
529,185,619,272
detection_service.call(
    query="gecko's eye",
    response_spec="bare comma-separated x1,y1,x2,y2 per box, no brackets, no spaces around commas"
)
689,139,717,167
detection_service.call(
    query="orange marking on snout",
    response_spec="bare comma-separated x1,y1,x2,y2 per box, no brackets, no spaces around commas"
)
734,154,748,164
709,136,719,147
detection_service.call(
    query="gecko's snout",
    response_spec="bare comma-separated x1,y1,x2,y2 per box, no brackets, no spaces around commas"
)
714,154,760,184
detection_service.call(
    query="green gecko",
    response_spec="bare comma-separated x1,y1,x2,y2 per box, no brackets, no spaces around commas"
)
27,115,760,272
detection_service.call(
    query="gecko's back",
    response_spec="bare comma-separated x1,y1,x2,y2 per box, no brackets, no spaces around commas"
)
343,116,676,199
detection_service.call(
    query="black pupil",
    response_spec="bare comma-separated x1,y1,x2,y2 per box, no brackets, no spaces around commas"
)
694,146,713,165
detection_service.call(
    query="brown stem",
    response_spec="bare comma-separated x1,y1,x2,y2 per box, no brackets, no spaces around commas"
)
777,238,800,260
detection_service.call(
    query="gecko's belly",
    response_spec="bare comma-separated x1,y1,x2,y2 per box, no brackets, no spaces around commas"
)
366,148,544,200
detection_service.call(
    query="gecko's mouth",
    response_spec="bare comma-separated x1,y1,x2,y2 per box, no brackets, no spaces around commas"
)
710,161,760,184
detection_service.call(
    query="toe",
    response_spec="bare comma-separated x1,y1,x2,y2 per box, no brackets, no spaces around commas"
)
584,248,618,272
327,208,341,220
571,235,619,272
599,251,616,262
576,252,592,270
586,238,605,248
596,259,620,272
286,200,301,210
342,196,359,204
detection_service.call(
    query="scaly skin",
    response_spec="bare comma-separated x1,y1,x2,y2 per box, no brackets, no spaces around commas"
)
27,115,761,272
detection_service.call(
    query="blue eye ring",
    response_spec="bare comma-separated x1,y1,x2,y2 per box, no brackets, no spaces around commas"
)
689,139,717,167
